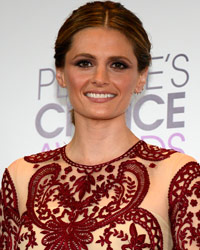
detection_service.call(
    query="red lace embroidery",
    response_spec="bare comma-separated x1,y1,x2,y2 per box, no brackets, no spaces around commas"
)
0,169,20,250
133,142,175,161
21,159,159,249
169,161,200,249
0,140,199,249
24,148,61,163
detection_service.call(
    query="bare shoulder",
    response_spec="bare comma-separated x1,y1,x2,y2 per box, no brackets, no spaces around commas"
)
140,141,198,172
168,151,199,192
7,146,64,184
7,157,27,175
168,151,198,174
6,157,32,185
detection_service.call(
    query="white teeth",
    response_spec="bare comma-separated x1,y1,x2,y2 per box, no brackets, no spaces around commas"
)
86,93,115,98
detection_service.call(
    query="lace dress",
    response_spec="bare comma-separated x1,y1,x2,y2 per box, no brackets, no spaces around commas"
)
0,140,200,249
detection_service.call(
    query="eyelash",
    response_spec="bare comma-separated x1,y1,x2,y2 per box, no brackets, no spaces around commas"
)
75,60,128,70
111,62,128,70
75,60,92,68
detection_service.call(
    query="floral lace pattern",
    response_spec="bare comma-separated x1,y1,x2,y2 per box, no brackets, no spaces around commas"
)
0,140,199,250
169,161,200,249
0,169,20,250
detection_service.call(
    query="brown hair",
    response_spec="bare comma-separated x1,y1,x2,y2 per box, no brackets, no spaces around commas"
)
54,1,151,72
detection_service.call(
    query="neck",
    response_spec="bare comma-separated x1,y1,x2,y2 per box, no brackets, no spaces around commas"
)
66,113,139,165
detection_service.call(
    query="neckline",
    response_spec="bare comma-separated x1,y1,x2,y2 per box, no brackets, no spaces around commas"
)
61,140,143,169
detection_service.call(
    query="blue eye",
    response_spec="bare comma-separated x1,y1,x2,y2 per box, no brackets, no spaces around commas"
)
76,60,92,68
111,62,128,70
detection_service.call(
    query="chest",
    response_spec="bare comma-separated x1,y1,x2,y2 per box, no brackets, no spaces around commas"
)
17,159,172,249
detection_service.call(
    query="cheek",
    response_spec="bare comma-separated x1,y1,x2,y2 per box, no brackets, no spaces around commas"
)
64,72,80,93
116,74,138,93
65,69,90,90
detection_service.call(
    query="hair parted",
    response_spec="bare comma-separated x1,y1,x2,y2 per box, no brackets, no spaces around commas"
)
54,1,151,72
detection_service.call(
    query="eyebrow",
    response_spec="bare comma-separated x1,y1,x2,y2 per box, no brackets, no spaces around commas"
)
72,53,133,65
72,53,95,60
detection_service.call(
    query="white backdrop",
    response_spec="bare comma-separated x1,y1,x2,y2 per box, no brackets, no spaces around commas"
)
1,0,200,180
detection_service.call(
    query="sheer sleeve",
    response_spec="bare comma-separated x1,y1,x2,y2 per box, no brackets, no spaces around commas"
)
0,169,20,250
169,161,200,250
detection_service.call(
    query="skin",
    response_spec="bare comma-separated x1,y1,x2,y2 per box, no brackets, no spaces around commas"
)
56,27,148,165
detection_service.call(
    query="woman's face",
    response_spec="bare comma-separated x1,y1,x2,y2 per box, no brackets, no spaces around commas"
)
56,27,148,121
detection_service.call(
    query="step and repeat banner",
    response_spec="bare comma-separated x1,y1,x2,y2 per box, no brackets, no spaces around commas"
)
1,0,200,179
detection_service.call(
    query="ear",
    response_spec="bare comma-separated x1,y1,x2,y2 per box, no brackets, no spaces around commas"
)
56,67,66,88
134,67,148,94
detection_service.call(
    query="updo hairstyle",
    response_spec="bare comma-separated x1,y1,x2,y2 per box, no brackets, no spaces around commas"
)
54,1,151,72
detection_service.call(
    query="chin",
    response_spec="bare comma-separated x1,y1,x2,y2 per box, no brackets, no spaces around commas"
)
79,111,125,122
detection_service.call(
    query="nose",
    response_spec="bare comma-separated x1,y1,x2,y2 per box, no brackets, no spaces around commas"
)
91,65,109,86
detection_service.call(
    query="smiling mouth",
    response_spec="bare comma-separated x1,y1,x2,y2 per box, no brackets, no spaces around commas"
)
85,92,116,98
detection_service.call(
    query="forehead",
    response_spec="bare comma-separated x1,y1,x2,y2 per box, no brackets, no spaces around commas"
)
68,27,136,59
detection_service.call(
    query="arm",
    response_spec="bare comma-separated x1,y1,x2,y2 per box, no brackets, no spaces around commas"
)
0,169,20,250
169,161,200,250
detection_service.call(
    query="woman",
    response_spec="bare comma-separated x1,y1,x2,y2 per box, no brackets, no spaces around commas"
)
0,1,199,249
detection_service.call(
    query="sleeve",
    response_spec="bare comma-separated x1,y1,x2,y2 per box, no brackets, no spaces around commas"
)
168,161,200,250
0,169,20,250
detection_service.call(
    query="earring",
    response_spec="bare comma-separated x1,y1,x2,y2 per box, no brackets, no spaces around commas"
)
134,87,143,94
60,82,67,88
